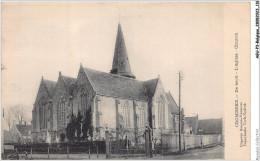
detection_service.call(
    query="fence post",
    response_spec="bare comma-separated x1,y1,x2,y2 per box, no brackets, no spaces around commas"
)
154,143,157,156
134,146,136,158
48,146,50,159
105,128,110,159
31,147,33,159
16,148,19,160
145,126,153,157
96,144,99,159
160,129,163,156
88,145,91,159
67,145,69,159
201,135,203,148
183,134,185,151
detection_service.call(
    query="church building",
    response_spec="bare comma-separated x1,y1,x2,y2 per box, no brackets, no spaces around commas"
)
31,24,181,143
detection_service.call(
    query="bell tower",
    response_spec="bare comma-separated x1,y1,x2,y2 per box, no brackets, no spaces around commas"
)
110,23,136,79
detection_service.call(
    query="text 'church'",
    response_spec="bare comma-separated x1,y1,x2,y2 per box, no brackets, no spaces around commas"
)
31,24,181,143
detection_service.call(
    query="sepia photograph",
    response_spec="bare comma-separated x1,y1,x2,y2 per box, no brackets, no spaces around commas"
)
1,2,251,160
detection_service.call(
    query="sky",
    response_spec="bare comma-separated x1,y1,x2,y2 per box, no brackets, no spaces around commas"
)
1,2,224,122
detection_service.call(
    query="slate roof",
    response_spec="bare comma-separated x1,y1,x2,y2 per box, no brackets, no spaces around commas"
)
185,115,198,132
43,79,56,96
83,67,158,101
143,78,159,98
166,92,179,114
3,130,13,144
110,23,136,79
16,125,32,136
62,75,77,94
197,118,223,135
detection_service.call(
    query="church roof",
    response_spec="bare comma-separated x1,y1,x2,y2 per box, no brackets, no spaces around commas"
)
83,67,149,101
61,75,77,94
166,92,179,114
110,23,136,79
43,79,56,96
143,78,158,98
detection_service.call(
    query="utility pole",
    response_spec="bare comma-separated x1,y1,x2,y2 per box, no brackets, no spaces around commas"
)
178,71,183,152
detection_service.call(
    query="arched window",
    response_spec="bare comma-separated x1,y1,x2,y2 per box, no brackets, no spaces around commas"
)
157,96,165,128
119,100,131,128
39,97,47,129
136,103,146,128
58,94,66,130
78,88,87,116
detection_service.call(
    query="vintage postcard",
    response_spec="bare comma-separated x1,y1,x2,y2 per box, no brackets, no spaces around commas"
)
0,2,257,160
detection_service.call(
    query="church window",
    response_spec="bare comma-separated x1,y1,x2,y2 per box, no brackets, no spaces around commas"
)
58,94,66,130
44,107,48,128
119,100,131,128
79,88,88,117
157,96,165,128
39,97,47,130
136,103,146,128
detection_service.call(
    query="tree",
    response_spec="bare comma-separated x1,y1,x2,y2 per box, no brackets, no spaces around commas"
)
75,111,83,141
66,112,83,142
82,109,93,140
7,104,30,125
5,104,31,131
66,113,77,141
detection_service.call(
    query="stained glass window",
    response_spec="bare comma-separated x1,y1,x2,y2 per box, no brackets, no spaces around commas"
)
58,94,66,129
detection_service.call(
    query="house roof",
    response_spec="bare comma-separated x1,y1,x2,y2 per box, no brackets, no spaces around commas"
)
16,125,32,136
197,118,223,134
3,130,14,144
185,115,198,131
83,67,158,101
43,79,56,96
166,92,179,114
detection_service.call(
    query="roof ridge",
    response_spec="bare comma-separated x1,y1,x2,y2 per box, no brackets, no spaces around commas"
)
84,67,141,81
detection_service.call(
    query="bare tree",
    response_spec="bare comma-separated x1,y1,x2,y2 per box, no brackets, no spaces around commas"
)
7,104,31,126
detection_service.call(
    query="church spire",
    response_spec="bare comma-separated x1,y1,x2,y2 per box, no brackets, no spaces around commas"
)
110,23,136,79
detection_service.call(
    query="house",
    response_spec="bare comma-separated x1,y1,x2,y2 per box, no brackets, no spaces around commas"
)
166,92,184,133
3,130,14,144
184,115,199,135
9,123,32,144
197,118,223,135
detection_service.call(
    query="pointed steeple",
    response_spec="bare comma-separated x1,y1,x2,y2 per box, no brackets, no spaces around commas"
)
110,23,136,79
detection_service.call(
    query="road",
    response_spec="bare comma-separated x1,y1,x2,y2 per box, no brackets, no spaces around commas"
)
23,145,224,160
146,145,224,160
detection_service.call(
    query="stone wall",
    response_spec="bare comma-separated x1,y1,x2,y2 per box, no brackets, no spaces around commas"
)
161,133,222,153
151,77,170,139
32,80,52,142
